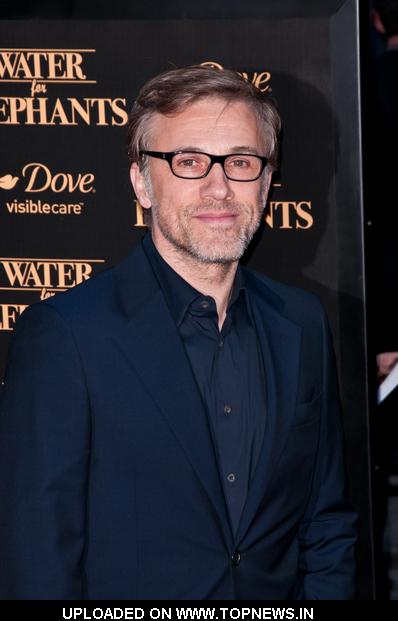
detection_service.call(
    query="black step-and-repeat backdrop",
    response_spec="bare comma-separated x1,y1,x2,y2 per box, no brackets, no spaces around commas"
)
0,0,373,598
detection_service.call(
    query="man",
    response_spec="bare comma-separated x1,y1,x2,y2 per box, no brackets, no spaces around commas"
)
369,0,398,598
0,65,356,599
371,0,398,379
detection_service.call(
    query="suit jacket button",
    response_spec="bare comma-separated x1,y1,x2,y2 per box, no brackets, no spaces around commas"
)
231,551,241,566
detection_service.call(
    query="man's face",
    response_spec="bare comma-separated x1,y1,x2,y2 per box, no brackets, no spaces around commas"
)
131,97,271,264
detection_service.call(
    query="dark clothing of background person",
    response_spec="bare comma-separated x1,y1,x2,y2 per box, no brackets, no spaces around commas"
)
368,17,398,596
370,47,398,354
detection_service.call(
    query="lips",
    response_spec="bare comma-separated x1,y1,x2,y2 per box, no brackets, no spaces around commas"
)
194,212,238,222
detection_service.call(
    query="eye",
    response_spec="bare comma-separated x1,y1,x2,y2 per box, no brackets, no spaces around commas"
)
229,157,252,168
174,154,205,169
179,158,198,168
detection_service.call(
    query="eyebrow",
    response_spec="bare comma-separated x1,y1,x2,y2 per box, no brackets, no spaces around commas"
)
229,146,261,154
171,146,261,155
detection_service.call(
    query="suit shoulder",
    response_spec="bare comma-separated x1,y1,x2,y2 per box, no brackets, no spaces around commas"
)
41,265,116,321
243,266,326,324
11,262,122,345
14,241,148,333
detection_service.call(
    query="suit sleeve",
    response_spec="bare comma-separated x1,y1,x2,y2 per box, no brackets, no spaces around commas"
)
298,303,357,600
0,302,91,599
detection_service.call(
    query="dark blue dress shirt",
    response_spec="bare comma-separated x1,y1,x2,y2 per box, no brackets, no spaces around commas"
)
142,233,267,534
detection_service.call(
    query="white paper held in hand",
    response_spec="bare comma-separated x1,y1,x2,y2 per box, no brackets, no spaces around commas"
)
377,361,398,403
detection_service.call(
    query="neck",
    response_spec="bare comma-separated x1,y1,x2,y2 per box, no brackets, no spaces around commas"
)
151,231,238,329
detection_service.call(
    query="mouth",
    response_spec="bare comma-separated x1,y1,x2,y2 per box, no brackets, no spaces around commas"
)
193,212,238,225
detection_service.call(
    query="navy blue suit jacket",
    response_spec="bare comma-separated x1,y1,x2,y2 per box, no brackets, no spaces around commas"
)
0,241,357,599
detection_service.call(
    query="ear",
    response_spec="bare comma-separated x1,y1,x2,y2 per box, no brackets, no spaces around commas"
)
372,9,386,35
130,162,152,209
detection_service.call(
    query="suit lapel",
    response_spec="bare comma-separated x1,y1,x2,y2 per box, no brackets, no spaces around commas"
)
112,243,232,546
112,244,303,547
236,277,302,544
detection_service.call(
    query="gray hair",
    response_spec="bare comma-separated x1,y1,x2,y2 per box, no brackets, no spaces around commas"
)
127,65,281,171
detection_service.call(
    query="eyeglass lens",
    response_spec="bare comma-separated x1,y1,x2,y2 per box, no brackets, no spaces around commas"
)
171,152,262,180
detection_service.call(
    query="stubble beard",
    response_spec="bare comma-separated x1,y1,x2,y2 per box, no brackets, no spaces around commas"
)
153,200,264,264
143,169,267,265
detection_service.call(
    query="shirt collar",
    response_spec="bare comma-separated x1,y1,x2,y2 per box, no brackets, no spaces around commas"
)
142,231,248,326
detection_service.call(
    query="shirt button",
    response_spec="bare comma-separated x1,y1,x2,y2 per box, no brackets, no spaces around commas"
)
200,300,209,309
231,551,241,566
227,473,236,483
218,339,224,348
223,404,232,415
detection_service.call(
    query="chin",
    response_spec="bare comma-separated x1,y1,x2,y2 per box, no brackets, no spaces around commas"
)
187,242,247,264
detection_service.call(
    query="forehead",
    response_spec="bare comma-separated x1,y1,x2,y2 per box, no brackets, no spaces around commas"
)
147,97,263,152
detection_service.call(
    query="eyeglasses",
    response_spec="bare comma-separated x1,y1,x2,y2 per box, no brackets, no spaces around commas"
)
139,150,268,182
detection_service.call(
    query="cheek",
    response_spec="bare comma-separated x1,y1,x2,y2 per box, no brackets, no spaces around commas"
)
159,184,199,212
242,189,264,211
151,170,191,201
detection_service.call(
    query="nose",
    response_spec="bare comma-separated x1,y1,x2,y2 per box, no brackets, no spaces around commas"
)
199,162,234,202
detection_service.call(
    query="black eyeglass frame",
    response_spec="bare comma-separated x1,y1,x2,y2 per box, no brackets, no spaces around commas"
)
139,150,268,182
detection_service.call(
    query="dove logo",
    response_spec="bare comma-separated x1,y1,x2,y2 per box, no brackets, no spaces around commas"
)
1,164,95,215
200,61,271,93
0,174,18,190
0,163,94,193
22,163,95,193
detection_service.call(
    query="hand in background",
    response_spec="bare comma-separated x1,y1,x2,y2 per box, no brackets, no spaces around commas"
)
377,352,398,379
